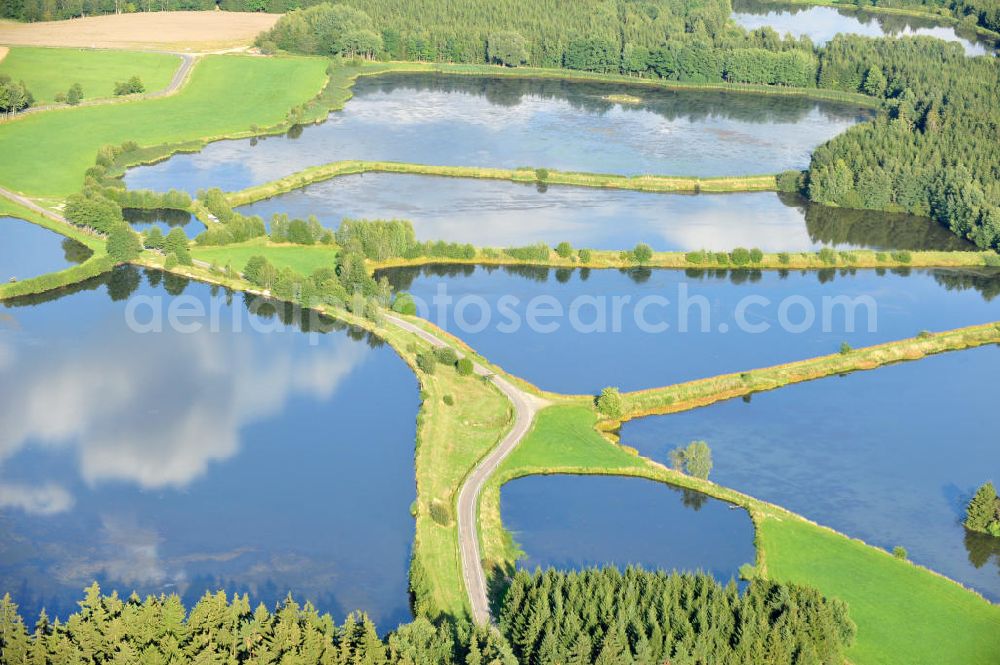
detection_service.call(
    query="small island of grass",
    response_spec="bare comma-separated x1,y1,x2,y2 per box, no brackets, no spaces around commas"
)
603,93,642,104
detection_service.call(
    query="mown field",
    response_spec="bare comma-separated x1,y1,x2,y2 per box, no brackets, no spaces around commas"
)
0,53,328,197
762,518,1000,665
191,237,338,275
0,46,180,103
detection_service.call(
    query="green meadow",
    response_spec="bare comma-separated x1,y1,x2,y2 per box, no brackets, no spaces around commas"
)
0,46,180,103
0,53,328,197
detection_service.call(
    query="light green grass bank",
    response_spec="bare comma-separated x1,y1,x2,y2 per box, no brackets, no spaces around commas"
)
225,160,778,206
0,46,180,103
191,238,338,276
0,54,329,197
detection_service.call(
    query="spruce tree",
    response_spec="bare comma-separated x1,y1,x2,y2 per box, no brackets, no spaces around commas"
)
965,481,999,533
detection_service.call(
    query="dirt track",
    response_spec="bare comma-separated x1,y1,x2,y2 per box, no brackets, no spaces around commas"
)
0,11,280,52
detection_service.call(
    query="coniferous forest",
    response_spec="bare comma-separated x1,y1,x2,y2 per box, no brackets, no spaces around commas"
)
0,569,854,665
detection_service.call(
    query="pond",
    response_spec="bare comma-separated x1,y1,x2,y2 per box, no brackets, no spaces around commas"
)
621,344,1000,601
377,265,1000,393
0,216,93,283
0,268,418,628
500,475,755,581
236,175,971,253
732,0,996,56
124,73,872,194
123,208,205,238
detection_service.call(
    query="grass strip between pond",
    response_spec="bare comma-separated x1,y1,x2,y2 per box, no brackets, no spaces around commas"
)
610,320,1000,424
225,160,779,206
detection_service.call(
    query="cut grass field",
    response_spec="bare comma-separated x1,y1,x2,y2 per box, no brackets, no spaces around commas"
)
191,238,338,275
0,54,328,197
762,518,1000,665
0,47,180,103
0,12,280,51
479,402,1000,665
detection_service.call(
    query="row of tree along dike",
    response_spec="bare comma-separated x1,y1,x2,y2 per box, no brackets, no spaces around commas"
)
181,197,1000,270
49,142,998,305
61,164,1000,278
0,568,856,665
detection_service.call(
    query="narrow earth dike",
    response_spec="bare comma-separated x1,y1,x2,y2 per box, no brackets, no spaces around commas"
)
224,160,780,207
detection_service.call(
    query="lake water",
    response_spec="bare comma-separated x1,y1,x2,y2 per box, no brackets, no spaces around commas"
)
378,265,1000,393
732,0,996,55
124,73,872,194
621,345,1000,601
500,475,755,582
0,269,418,627
123,208,205,238
236,175,971,253
0,216,92,282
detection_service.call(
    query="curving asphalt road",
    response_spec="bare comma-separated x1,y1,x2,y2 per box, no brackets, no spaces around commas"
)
385,313,545,624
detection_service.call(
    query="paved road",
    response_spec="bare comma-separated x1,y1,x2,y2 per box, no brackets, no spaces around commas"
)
9,52,196,117
0,185,68,224
149,53,196,99
385,313,546,624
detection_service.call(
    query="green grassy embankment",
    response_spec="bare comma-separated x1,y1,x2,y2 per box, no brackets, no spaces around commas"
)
0,46,181,103
226,160,778,206
190,237,338,275
479,402,1000,665
0,54,329,197
612,321,1000,424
